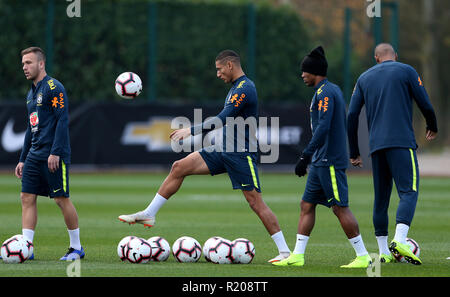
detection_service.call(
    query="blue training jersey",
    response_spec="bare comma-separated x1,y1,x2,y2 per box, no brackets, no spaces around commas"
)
303,79,348,169
347,60,437,157
19,75,71,163
191,75,258,153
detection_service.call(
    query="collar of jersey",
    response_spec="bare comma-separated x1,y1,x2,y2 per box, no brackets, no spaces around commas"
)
232,75,246,86
313,78,328,91
31,75,50,92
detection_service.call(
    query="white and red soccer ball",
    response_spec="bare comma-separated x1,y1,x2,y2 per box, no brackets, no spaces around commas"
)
393,238,420,263
147,236,170,262
1,235,30,264
10,235,33,259
117,235,135,262
203,236,223,262
115,72,142,99
115,235,255,265
231,238,255,264
117,236,152,263
172,236,202,263
209,238,234,264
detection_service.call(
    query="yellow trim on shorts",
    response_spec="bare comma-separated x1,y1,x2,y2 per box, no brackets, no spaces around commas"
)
247,156,259,189
62,160,67,193
329,165,340,202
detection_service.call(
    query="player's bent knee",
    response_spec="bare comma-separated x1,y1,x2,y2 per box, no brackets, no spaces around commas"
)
332,205,350,217
300,200,315,214
53,196,70,208
244,190,264,211
170,160,185,176
331,205,343,217
331,204,340,212
171,154,203,177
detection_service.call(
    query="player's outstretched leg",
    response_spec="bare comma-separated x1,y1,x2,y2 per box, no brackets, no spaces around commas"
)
118,210,156,227
118,152,210,227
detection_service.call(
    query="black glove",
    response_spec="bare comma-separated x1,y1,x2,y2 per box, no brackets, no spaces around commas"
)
295,154,312,177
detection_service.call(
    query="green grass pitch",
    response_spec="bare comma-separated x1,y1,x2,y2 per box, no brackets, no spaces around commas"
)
0,172,449,277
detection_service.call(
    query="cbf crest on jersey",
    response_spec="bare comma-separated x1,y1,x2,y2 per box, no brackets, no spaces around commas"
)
37,93,43,105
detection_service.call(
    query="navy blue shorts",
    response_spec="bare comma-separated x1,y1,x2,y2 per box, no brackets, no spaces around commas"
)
21,157,70,198
199,149,261,192
302,165,348,207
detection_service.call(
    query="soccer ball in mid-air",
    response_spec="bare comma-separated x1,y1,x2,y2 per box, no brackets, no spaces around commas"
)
115,72,142,99
1,236,29,263
392,238,420,263
172,236,202,263
209,238,234,264
203,236,223,262
232,238,255,264
147,236,170,262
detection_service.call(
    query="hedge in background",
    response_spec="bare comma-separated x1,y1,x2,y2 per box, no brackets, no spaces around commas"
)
0,0,313,103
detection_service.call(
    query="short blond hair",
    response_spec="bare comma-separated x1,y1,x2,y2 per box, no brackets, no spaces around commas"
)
21,47,46,62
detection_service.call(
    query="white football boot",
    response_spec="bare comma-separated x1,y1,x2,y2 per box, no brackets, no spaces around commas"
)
267,252,290,263
118,211,155,228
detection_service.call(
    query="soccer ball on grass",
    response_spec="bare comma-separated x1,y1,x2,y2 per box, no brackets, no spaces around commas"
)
1,236,29,263
117,236,152,263
209,238,234,264
147,236,170,262
172,236,202,263
203,236,223,262
10,235,33,259
231,238,255,264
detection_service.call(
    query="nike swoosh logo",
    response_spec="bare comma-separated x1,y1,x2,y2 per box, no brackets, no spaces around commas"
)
1,119,26,153
27,100,31,104
53,188,61,193
241,184,251,187
327,198,333,202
